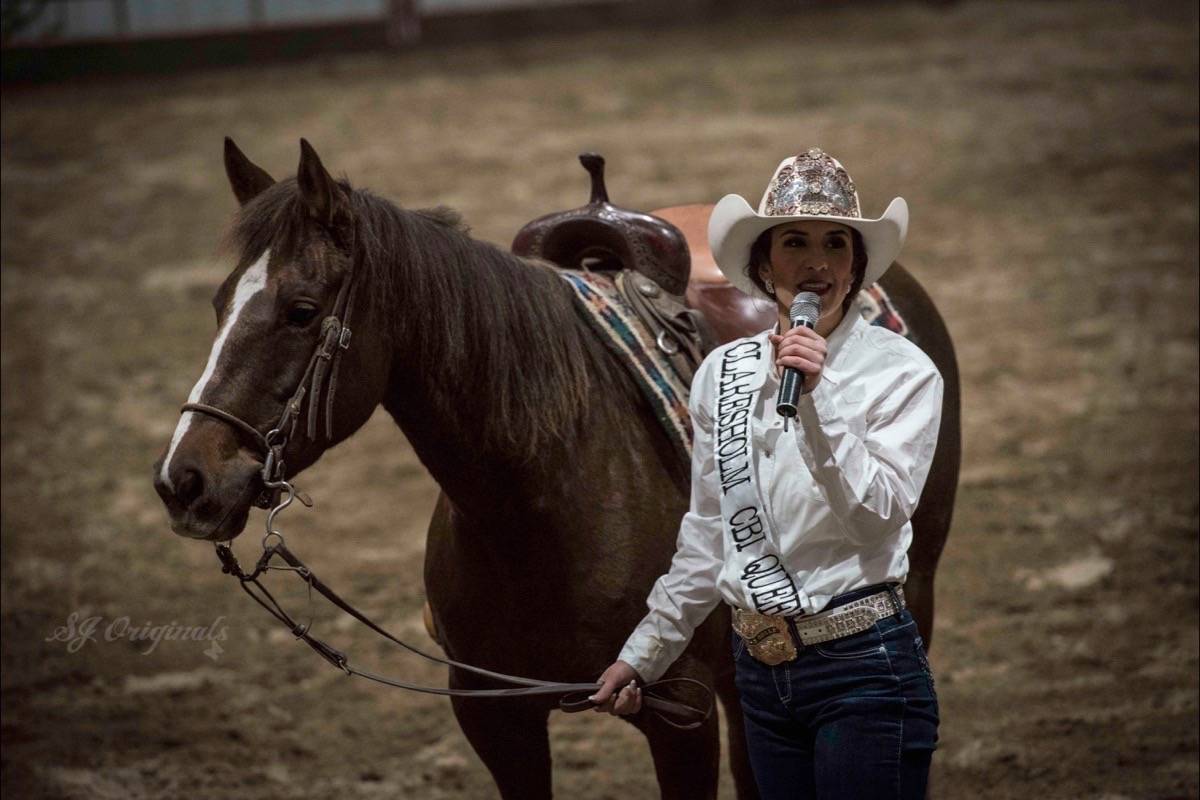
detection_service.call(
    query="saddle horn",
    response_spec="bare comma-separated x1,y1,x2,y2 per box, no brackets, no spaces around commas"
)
512,153,691,296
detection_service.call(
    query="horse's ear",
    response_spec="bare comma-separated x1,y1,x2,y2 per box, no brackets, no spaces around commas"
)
297,138,347,228
223,137,275,206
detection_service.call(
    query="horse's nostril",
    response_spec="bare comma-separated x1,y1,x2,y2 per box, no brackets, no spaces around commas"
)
153,473,173,506
152,462,183,510
174,467,205,509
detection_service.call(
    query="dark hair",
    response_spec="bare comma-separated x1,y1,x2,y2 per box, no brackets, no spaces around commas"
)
745,226,869,316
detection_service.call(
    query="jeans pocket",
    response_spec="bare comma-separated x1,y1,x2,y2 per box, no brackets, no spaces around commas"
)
913,635,937,695
814,625,886,660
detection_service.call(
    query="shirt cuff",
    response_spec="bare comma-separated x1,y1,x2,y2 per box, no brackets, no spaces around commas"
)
796,380,839,428
794,384,838,463
617,637,666,684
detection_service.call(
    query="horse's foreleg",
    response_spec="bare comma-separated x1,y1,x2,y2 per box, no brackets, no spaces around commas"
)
714,665,760,800
448,677,553,800
638,715,721,800
634,658,722,800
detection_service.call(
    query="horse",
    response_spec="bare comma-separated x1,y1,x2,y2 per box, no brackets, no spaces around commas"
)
152,138,960,800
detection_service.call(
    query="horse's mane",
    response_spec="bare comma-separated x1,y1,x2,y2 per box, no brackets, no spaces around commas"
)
224,179,595,462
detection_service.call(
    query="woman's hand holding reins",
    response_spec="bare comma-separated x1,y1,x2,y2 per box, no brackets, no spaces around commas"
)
770,325,828,394
590,660,643,716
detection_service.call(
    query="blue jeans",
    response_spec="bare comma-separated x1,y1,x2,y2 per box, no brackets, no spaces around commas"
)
731,589,939,800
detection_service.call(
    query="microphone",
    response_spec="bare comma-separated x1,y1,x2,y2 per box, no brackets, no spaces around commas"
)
776,291,822,418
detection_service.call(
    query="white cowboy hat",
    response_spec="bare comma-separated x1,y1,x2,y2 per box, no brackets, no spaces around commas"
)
707,148,908,297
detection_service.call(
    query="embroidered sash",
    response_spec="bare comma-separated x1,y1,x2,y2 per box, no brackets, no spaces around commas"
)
714,339,806,617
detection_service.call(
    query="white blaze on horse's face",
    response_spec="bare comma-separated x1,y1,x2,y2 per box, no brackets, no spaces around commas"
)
158,250,270,495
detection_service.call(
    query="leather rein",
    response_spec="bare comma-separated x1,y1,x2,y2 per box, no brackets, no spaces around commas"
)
177,248,713,731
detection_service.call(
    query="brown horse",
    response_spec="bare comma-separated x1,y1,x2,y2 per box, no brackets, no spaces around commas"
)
153,139,959,800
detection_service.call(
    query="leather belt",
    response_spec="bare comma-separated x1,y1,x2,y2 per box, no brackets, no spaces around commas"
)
731,585,906,667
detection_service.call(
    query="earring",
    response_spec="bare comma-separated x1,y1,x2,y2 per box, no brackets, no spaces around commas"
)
764,278,775,295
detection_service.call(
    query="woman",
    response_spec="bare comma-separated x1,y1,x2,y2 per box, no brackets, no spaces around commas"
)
590,149,943,799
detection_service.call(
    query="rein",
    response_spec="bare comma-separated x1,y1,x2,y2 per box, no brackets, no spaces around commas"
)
215,518,711,727
177,247,713,731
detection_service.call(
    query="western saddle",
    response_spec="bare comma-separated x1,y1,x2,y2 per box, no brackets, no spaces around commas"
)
512,153,775,383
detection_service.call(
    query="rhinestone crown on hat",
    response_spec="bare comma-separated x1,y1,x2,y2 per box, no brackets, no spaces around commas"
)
761,147,861,218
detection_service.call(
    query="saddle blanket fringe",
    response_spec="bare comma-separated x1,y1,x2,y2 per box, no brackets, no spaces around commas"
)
561,271,911,464
561,270,694,465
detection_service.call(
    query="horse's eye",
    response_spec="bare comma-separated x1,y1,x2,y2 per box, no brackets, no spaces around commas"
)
286,303,320,327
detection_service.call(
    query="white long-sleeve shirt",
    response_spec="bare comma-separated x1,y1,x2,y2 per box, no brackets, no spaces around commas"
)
617,308,944,682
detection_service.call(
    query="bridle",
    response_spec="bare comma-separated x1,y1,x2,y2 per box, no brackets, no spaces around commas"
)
182,244,360,509
174,245,713,730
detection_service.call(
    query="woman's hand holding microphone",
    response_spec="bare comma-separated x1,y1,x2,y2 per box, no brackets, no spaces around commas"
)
769,325,827,394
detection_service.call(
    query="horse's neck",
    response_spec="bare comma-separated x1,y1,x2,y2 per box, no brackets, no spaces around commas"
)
377,239,624,512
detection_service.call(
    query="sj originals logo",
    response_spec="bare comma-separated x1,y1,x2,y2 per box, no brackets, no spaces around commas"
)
46,613,229,660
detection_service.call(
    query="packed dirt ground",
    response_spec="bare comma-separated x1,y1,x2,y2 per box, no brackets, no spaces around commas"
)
2,1,1197,797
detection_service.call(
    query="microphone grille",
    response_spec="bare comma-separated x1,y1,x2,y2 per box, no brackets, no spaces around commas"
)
790,291,822,323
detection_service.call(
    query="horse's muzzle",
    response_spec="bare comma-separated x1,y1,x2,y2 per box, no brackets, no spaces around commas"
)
166,505,251,542
153,450,260,541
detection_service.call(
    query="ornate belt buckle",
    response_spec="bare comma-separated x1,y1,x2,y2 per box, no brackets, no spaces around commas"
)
732,608,797,666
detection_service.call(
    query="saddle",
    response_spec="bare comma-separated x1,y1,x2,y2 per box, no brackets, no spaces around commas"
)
656,203,777,345
512,154,773,393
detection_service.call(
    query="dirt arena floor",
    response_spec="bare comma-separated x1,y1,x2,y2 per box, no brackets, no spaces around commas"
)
2,1,1197,797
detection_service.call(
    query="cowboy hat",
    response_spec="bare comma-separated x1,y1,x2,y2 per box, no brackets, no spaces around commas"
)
707,148,908,297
